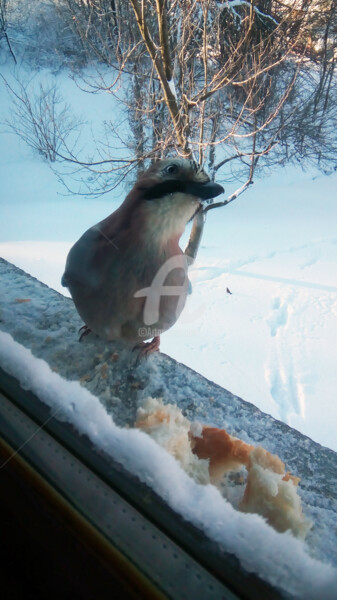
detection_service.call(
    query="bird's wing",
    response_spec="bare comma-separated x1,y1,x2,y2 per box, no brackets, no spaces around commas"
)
62,226,119,290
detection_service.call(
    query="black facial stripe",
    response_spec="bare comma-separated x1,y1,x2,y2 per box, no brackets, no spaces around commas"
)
190,160,199,174
142,180,187,200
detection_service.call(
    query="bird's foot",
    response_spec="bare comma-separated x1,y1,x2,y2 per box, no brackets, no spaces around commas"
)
78,324,92,342
133,335,160,362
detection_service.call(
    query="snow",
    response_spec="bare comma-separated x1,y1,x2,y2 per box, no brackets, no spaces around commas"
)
167,77,178,100
225,1,279,27
0,329,336,599
0,65,336,453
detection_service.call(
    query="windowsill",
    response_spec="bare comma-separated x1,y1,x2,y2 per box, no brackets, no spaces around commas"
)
0,257,336,599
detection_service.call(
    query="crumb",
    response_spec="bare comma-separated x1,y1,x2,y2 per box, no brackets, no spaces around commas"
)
100,363,109,379
80,374,92,383
131,381,144,389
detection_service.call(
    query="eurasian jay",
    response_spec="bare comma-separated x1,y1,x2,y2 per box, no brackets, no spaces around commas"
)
62,158,224,355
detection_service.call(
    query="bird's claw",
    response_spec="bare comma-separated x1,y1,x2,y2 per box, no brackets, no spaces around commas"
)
132,335,160,363
78,324,92,342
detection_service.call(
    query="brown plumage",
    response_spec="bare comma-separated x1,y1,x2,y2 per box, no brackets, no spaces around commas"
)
62,158,224,353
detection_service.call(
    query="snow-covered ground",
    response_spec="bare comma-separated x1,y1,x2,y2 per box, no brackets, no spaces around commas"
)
0,66,336,452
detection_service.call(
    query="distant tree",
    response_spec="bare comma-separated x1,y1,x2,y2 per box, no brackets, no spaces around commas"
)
2,75,85,162
0,0,85,68
0,0,17,63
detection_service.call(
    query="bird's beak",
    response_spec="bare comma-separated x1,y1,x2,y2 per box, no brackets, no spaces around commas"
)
185,180,224,200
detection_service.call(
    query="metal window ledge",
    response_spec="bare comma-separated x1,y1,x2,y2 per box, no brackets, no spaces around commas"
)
0,367,280,600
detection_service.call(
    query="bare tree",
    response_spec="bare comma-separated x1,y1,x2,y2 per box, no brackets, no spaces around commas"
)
59,2,336,174
2,75,85,162
6,2,336,218
32,0,330,253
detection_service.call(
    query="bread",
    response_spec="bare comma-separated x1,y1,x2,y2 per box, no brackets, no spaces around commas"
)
189,425,254,482
135,398,311,538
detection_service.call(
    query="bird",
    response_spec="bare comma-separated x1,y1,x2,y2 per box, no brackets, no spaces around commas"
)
61,158,224,356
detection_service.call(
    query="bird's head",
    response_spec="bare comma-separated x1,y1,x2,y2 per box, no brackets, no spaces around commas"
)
127,158,224,244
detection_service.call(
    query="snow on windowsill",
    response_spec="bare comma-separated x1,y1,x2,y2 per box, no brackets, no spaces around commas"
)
0,257,336,599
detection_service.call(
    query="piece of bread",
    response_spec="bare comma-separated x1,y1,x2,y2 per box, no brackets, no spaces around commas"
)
135,397,210,484
240,447,311,538
189,425,254,482
136,398,311,538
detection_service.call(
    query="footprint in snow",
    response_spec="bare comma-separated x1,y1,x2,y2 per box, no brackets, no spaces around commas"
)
267,296,290,337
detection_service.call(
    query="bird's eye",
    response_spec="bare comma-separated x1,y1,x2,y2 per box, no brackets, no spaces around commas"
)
165,164,178,175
